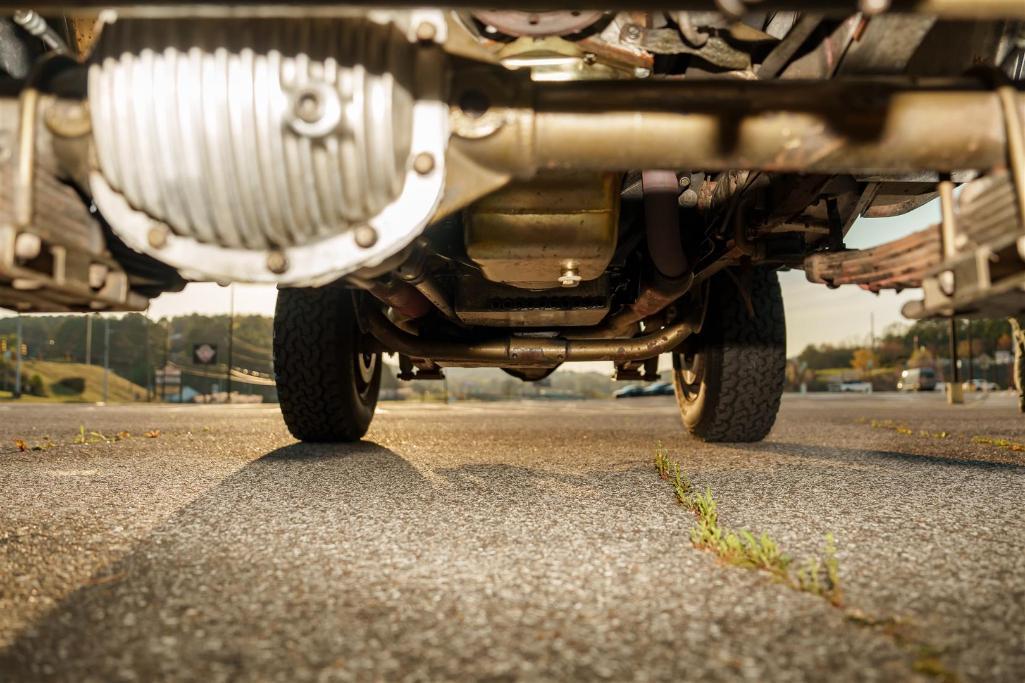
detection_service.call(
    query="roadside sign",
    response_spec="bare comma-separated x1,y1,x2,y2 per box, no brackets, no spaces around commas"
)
155,364,182,388
193,343,218,365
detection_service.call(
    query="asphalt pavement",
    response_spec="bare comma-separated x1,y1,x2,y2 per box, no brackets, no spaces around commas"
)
1,393,1024,681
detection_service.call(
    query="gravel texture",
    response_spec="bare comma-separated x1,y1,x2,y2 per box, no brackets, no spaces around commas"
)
1,394,1023,681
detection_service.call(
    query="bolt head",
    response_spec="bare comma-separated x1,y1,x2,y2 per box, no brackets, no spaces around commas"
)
415,21,438,43
623,24,642,41
294,92,323,124
13,233,42,261
413,152,436,175
678,189,699,208
147,226,169,249
938,270,956,297
354,225,379,249
266,251,289,274
558,267,582,288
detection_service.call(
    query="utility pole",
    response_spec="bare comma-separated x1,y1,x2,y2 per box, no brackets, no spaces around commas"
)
102,315,110,404
144,314,152,401
948,316,963,404
226,284,235,403
870,312,875,352
965,319,973,384
85,314,93,365
14,314,22,398
160,319,169,402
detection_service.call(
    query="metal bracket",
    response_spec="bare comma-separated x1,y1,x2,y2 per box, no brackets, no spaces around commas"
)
397,354,446,381
614,358,659,382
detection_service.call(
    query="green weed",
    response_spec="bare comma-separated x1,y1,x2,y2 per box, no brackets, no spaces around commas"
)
653,444,959,680
972,436,1025,452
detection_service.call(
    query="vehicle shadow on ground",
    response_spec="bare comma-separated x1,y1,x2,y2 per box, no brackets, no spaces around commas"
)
0,440,421,679
0,441,666,681
750,440,1025,471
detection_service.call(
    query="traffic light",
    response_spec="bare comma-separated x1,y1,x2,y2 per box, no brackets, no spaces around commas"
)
20,344,27,356
0,338,6,353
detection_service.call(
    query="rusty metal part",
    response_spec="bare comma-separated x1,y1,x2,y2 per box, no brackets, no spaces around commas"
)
464,172,620,289
13,2,1025,20
346,276,433,321
804,225,942,291
363,303,696,367
394,247,460,322
471,11,606,37
697,170,751,213
641,170,689,279
458,80,1025,177
569,272,695,339
626,25,751,70
758,15,822,79
1,90,148,313
779,15,861,79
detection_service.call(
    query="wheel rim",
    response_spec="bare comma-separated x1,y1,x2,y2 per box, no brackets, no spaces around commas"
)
354,348,378,399
675,349,704,404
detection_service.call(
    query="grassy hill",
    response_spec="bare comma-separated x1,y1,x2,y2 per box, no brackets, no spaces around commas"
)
0,360,148,403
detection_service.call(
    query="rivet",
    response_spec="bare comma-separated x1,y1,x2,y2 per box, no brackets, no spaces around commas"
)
354,225,379,249
147,225,169,249
413,152,436,175
266,250,289,274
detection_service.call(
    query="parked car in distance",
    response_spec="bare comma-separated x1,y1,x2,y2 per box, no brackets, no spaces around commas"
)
838,380,873,394
898,368,937,392
642,382,675,397
963,379,1000,392
614,385,646,399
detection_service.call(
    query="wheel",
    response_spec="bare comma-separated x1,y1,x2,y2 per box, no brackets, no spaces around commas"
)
273,286,382,442
671,267,786,442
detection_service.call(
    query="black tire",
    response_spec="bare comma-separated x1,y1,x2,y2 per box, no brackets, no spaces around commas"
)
671,267,786,442
273,286,382,442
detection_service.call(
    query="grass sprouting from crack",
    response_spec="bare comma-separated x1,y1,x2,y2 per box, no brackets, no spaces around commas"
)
13,436,54,452
655,442,959,681
654,443,841,604
9,426,159,453
971,436,1025,452
863,419,948,440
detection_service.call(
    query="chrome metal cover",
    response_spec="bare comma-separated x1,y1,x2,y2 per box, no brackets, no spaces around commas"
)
88,13,448,285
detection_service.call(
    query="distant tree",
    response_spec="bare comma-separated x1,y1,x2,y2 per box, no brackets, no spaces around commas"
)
851,348,879,374
798,344,854,370
876,339,907,366
908,347,935,369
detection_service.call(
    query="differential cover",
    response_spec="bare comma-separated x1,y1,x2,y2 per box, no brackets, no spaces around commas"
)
87,13,448,285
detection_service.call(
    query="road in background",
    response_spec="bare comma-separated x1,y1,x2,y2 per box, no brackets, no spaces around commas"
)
1,395,1024,681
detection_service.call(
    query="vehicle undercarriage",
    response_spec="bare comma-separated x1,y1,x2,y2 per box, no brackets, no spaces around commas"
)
1,2,1023,441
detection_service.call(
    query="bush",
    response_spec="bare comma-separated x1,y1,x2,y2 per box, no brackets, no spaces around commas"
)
28,373,47,397
54,376,86,395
